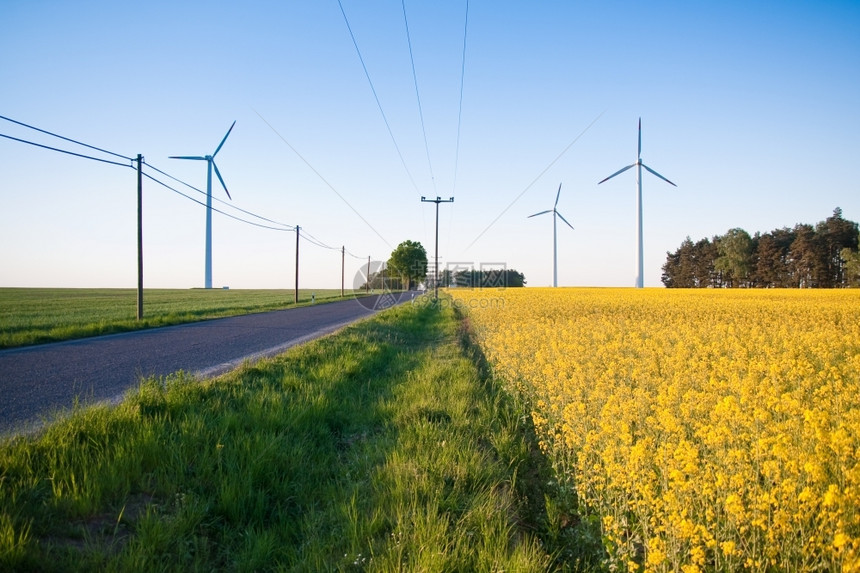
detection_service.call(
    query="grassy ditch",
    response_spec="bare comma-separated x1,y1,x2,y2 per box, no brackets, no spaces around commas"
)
0,288,366,349
0,297,566,571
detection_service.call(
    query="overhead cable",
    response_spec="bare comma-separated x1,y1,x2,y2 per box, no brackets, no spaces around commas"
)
336,0,422,195
253,108,391,248
452,0,469,194
141,171,294,232
466,109,607,250
301,229,338,250
448,0,470,259
0,114,133,163
2,115,369,264
344,247,367,260
142,161,293,230
0,132,132,168
401,0,436,194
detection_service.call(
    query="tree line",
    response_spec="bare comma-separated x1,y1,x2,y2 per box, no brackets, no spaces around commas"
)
662,208,860,288
363,267,527,290
443,268,526,288
360,240,528,290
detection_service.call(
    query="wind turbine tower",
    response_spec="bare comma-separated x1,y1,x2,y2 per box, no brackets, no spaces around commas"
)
528,183,574,287
598,118,676,288
170,121,236,289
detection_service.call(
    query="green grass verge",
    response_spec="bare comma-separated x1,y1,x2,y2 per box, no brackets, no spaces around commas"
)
0,297,590,571
0,288,371,349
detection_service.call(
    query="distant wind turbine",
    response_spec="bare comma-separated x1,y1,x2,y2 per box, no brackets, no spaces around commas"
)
598,118,676,288
528,183,574,288
170,121,236,289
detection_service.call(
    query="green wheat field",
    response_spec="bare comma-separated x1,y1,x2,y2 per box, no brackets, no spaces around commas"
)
0,288,358,349
0,298,589,571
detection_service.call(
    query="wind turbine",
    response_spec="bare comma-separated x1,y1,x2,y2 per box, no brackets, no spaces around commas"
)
598,118,675,288
528,183,574,288
170,121,236,289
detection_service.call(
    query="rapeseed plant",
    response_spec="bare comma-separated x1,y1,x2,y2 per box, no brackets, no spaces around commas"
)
451,288,860,572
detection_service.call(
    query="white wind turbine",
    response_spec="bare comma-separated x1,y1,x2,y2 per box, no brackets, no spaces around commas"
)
528,183,574,287
599,118,676,288
170,121,236,289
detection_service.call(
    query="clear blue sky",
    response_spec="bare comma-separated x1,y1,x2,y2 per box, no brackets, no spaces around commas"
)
2,0,858,289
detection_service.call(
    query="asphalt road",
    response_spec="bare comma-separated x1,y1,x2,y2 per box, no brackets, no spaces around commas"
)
0,292,408,437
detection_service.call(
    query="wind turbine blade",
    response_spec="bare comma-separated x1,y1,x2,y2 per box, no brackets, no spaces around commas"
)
212,161,232,200
638,117,642,159
528,210,553,218
213,120,236,157
554,182,562,208
169,155,206,160
556,211,574,230
642,163,677,187
598,163,635,184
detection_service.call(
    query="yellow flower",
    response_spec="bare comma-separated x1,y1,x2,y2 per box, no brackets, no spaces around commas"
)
449,287,860,571
823,484,840,507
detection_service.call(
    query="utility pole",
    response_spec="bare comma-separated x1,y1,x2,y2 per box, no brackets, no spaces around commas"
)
136,154,144,320
421,196,454,300
366,256,371,293
295,226,300,304
341,246,345,297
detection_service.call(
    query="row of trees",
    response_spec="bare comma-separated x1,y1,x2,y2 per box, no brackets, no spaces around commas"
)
385,240,527,289
360,240,528,290
662,208,860,288
442,268,526,288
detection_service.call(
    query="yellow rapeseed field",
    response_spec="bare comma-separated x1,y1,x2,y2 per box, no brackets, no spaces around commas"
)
449,288,860,572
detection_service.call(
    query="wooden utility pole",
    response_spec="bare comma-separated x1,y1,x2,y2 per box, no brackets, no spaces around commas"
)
421,196,454,300
136,154,144,320
341,246,345,297
295,226,300,304
366,256,370,293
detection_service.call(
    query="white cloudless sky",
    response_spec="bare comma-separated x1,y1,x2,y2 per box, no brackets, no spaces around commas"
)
1,0,858,289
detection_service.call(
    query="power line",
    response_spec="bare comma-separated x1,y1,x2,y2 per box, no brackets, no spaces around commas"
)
148,163,366,259
2,116,376,268
1,114,294,233
401,0,436,195
336,0,422,195
141,171,294,232
465,109,607,250
452,0,469,195
0,124,294,232
142,160,293,230
344,247,366,260
146,168,371,273
448,0,470,261
0,132,132,168
0,114,133,163
300,229,337,250
145,167,363,259
253,108,391,248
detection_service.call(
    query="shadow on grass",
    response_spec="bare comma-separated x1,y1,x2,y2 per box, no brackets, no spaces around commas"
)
2,300,606,571
0,291,367,349
1,301,450,571
454,308,608,572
